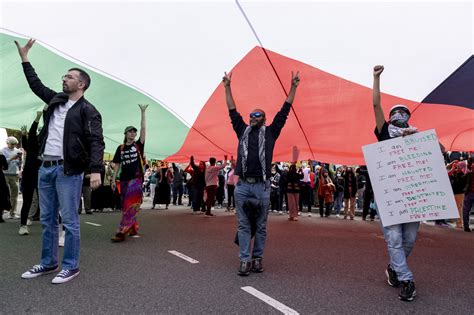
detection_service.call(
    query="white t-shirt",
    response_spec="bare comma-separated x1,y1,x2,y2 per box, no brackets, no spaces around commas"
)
302,167,311,183
44,99,77,158
1,147,21,175
205,165,224,186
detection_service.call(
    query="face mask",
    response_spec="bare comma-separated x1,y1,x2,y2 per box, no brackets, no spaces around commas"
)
336,173,341,177
390,112,409,127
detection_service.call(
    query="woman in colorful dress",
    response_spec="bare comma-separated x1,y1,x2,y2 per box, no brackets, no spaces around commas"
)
111,104,148,242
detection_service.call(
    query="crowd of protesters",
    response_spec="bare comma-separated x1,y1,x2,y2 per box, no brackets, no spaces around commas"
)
3,142,473,230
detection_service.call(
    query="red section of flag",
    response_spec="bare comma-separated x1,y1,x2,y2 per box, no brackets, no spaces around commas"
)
166,47,473,164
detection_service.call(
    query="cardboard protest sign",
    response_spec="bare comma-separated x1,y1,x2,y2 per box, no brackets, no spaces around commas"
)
363,129,458,227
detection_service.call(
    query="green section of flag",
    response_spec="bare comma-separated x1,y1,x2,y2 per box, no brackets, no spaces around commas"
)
0,33,189,159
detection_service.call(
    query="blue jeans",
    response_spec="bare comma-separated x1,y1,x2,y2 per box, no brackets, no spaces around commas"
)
38,165,83,270
375,202,419,281
234,180,271,262
334,191,343,214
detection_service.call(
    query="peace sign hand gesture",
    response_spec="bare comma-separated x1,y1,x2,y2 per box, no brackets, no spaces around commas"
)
138,104,149,112
222,72,232,87
291,71,300,87
14,39,36,62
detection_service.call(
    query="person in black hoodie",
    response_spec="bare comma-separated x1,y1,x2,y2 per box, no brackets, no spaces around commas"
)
18,110,44,235
190,156,206,214
16,39,104,284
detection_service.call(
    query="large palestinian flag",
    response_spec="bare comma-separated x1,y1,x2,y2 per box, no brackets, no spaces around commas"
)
1,1,472,164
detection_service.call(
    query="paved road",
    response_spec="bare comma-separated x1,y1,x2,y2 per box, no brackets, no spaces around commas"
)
1,197,473,314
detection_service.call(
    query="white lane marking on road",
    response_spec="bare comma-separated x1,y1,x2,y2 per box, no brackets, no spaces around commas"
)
168,250,199,264
85,222,102,227
241,286,299,315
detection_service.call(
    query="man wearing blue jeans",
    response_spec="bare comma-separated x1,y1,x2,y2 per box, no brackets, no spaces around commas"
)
372,65,420,301
222,70,300,276
15,39,104,284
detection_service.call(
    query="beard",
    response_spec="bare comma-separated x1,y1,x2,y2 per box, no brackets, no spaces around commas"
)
250,120,264,129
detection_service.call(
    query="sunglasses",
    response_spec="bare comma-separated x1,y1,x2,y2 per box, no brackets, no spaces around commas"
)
249,112,264,118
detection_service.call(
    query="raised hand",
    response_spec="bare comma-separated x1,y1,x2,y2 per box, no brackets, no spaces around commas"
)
373,65,384,77
222,72,232,87
20,125,28,135
14,39,36,62
35,111,43,122
138,104,149,111
291,71,300,87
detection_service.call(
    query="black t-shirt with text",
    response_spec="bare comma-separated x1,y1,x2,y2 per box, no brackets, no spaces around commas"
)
113,139,145,181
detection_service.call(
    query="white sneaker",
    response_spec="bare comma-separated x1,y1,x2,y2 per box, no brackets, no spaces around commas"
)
27,219,33,226
52,269,80,284
278,211,283,215
298,212,301,216
19,225,29,235
307,213,312,217
21,264,58,279
9,213,20,219
58,230,65,247
336,214,340,218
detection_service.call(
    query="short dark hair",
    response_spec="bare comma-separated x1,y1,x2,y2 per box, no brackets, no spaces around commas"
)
209,157,216,165
68,68,91,91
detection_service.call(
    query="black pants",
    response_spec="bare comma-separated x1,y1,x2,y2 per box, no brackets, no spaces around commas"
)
299,183,311,213
318,195,332,217
216,185,225,206
192,185,206,212
227,185,235,208
362,188,376,219
20,172,38,226
279,190,288,211
205,185,218,214
270,189,280,211
173,184,184,205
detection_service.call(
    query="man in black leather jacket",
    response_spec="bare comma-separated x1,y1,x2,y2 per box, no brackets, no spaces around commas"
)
16,39,104,284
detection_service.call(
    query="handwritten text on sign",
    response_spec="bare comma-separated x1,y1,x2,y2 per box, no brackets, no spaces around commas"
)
362,129,458,227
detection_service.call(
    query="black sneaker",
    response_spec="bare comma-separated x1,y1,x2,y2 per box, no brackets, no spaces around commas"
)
21,264,59,279
111,232,126,243
399,280,416,302
238,261,251,276
385,264,400,287
252,258,264,273
52,268,80,284
464,227,472,232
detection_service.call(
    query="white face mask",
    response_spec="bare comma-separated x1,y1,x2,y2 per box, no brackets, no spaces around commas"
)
390,112,409,126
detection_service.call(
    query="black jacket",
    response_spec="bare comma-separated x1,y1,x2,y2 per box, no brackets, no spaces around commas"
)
230,102,291,179
22,62,104,175
343,173,357,198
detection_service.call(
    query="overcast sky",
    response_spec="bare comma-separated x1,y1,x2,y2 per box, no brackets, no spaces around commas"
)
1,0,473,126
